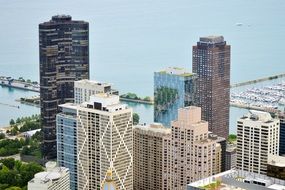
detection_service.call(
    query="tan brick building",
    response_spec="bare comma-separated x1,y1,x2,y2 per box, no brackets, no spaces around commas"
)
133,123,171,190
170,106,221,189
133,106,221,190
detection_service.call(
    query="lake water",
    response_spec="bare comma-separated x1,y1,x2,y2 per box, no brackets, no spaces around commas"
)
1,0,285,133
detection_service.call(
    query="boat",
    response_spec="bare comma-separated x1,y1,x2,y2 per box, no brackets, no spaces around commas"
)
236,23,243,26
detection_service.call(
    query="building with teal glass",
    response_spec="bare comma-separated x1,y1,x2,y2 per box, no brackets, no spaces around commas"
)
57,104,78,190
154,67,197,127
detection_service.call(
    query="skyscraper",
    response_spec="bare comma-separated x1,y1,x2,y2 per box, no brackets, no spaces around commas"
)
192,36,230,138
277,112,285,156
77,94,133,190
39,15,89,158
237,110,280,174
57,103,78,190
170,106,221,189
154,67,197,127
133,123,171,190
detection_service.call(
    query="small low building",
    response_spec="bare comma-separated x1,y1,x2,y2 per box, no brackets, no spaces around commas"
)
267,154,285,180
28,161,70,190
23,129,41,138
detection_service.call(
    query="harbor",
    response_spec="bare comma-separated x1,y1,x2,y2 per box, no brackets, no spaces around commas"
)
2,74,285,116
231,81,285,113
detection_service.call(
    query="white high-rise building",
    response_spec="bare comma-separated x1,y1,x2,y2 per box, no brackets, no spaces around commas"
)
74,79,118,104
237,110,280,174
28,162,70,190
77,93,133,190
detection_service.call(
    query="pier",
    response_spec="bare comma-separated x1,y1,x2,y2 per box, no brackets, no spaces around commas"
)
0,102,19,109
230,73,285,88
230,102,280,114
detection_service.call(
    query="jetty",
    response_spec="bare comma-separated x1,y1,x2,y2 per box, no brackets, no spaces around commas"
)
230,73,285,88
230,102,280,114
0,102,19,109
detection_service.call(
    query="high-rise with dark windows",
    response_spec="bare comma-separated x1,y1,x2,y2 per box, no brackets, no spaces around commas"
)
39,15,89,159
278,112,285,156
192,36,230,138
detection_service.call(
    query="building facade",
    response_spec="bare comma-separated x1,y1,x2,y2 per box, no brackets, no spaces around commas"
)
154,67,197,127
57,104,78,190
77,94,133,190
237,110,280,174
170,106,221,189
208,133,227,172
28,162,70,190
192,36,230,138
278,113,285,156
133,123,171,190
225,144,237,171
39,15,89,158
74,79,118,104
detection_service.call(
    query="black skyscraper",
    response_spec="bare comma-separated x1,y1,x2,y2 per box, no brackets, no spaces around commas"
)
39,15,89,159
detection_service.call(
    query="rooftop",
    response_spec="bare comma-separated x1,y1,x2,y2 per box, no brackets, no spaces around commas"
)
52,15,72,22
75,79,112,88
199,35,224,44
239,110,273,122
134,123,171,135
187,169,285,190
29,162,69,185
157,67,193,77
268,154,285,167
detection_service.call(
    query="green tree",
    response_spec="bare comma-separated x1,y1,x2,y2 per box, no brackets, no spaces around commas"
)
0,158,15,170
16,118,21,124
0,133,5,140
228,134,237,143
133,113,140,125
5,187,22,190
9,119,15,126
18,162,43,187
143,96,151,101
0,184,9,190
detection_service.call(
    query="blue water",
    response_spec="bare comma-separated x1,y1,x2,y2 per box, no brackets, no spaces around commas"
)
1,0,285,133
0,86,39,126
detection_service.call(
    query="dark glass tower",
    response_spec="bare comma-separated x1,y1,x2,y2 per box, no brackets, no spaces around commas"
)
39,15,89,159
192,36,230,138
279,113,285,156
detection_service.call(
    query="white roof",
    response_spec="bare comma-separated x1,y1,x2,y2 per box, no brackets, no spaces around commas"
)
268,184,285,190
24,129,41,136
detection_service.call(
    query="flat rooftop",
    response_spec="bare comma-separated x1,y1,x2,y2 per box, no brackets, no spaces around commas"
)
157,67,194,77
188,169,285,190
75,79,112,87
200,35,224,43
134,123,171,135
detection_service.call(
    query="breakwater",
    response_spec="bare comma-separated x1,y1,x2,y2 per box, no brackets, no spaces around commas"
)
230,73,285,88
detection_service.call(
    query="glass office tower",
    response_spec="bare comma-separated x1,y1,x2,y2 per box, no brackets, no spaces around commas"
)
154,67,197,127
